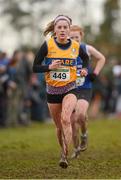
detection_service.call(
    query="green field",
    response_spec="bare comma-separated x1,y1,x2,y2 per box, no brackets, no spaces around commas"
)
0,119,121,179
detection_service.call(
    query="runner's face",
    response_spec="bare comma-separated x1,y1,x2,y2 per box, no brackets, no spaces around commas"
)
70,31,82,43
54,20,70,43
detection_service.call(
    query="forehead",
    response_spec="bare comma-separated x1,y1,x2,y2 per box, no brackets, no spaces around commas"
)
70,30,80,37
55,20,69,27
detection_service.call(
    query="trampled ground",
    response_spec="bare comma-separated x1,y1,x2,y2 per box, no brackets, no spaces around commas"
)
0,119,121,179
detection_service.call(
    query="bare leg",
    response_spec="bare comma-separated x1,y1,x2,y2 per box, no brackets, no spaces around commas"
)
71,112,80,149
48,103,63,150
48,103,70,168
75,100,89,151
61,94,77,156
76,99,89,135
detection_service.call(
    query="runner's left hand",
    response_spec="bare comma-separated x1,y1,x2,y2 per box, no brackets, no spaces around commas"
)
80,68,88,77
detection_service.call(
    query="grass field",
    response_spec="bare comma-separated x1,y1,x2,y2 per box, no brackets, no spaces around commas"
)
0,119,121,179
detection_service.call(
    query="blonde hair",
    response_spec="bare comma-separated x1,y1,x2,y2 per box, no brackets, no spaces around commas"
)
70,25,84,38
44,15,72,36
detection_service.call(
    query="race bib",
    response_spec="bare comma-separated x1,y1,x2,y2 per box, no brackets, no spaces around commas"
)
76,74,85,86
50,68,70,81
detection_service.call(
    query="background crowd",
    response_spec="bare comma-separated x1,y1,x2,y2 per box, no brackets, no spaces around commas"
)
0,48,121,128
0,49,50,127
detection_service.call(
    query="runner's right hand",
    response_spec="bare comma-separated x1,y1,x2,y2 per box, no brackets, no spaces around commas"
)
49,60,62,70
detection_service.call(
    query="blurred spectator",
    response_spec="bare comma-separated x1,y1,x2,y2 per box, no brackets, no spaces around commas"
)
7,49,33,126
29,74,44,121
17,50,34,125
37,73,50,121
112,60,121,117
0,51,9,127
7,50,24,126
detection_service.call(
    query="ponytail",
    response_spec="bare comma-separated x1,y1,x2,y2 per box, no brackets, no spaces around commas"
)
44,20,54,36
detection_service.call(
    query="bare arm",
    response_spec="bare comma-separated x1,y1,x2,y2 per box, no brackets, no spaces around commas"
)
87,45,105,75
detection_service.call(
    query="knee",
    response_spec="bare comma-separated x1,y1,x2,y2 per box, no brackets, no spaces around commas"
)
61,114,71,127
78,113,86,123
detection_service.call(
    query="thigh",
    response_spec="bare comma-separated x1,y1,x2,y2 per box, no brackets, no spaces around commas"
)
76,89,91,116
76,99,89,117
48,103,62,127
62,93,77,118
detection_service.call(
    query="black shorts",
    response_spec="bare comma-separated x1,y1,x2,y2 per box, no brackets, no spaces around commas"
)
76,88,92,102
47,89,78,104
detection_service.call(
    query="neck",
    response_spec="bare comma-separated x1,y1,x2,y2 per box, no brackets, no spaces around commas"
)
56,37,68,44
